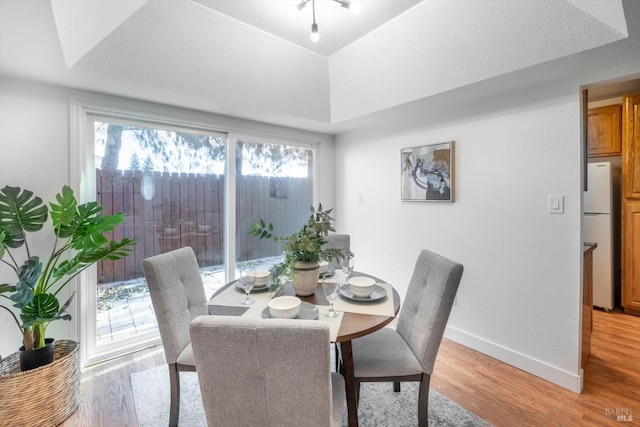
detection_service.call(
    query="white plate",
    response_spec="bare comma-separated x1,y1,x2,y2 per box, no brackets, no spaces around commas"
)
261,301,319,320
339,284,387,302
235,281,270,292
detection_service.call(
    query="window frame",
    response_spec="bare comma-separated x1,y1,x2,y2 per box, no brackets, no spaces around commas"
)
70,96,321,366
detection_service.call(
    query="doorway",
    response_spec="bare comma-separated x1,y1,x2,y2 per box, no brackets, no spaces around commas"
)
582,76,640,369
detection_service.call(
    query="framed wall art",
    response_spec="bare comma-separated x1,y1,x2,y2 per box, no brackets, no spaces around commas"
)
401,141,454,202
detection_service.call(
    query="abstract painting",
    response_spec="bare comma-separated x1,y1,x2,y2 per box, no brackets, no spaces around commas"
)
401,141,454,202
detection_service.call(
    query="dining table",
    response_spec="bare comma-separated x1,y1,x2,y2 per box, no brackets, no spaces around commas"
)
207,271,400,427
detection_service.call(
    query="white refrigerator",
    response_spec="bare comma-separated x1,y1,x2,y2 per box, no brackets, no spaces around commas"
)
583,162,614,310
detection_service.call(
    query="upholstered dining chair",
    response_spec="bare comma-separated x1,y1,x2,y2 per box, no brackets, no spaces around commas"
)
349,249,463,427
189,315,346,427
142,246,208,427
323,233,350,271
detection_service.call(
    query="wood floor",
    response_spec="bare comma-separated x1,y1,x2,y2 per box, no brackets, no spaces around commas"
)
61,308,640,426
432,308,640,426
60,347,166,427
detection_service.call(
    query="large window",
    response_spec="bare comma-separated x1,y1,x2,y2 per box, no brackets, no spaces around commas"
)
72,101,318,365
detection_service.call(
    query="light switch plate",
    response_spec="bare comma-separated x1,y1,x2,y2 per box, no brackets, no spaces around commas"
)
548,195,564,214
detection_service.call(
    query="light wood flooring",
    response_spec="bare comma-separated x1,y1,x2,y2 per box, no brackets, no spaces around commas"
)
61,308,640,426
432,308,640,426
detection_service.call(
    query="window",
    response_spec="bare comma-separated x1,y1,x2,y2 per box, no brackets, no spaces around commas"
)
234,138,314,268
93,120,226,355
71,99,318,365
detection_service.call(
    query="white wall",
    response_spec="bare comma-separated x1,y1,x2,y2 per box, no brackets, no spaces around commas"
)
0,79,72,356
335,87,584,391
0,77,335,358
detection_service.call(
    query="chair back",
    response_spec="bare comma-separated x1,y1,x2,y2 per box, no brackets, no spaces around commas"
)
396,249,463,375
323,233,350,271
190,316,335,427
142,247,208,364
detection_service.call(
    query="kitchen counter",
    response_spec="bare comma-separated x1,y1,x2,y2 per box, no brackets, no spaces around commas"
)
584,241,597,254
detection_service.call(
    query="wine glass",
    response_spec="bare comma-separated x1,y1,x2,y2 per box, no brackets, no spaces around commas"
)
322,278,341,318
239,268,256,305
341,255,354,282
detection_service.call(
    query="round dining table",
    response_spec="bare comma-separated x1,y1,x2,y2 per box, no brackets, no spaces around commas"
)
208,271,400,427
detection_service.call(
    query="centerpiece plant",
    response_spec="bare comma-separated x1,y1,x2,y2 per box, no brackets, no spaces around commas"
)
249,204,346,295
0,185,136,358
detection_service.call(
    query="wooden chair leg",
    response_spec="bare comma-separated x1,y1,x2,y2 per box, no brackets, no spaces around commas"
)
393,381,401,392
168,363,180,427
418,374,431,427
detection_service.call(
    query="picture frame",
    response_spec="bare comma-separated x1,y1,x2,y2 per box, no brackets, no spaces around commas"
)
401,141,455,202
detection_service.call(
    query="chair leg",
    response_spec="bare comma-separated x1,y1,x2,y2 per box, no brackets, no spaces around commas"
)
168,363,180,427
418,374,431,427
336,343,343,373
393,381,401,392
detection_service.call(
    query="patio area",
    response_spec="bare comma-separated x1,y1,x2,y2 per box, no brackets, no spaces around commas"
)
96,257,281,346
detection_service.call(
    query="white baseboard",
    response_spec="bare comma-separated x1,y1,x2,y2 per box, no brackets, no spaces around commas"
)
444,325,583,393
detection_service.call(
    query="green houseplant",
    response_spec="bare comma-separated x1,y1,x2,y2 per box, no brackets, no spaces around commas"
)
249,204,347,296
0,185,136,369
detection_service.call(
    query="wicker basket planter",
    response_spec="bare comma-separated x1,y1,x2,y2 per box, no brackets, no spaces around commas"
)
0,340,80,427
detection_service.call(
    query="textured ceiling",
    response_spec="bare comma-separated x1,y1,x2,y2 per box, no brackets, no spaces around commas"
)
0,0,638,134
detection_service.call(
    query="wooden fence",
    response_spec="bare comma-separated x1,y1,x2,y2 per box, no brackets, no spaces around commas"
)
96,169,312,284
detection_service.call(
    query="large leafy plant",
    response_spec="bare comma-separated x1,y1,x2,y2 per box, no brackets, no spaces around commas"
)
250,204,346,291
0,185,136,350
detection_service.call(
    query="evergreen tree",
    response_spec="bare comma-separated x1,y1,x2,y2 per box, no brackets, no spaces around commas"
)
129,153,141,171
143,155,154,172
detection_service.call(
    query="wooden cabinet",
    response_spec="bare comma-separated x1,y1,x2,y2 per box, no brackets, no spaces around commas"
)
622,94,640,199
588,104,622,157
622,203,640,315
622,93,640,315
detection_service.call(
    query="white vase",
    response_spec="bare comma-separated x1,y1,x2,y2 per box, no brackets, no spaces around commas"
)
292,261,320,296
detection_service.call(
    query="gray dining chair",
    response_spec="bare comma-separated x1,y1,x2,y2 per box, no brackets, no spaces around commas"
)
189,315,346,427
323,233,350,271
142,246,208,427
350,249,463,427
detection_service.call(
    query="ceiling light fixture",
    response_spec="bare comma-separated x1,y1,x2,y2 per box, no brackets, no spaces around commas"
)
297,0,355,43
310,0,319,42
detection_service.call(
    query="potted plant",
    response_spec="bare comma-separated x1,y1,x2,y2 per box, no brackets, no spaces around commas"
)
0,185,136,370
249,204,347,296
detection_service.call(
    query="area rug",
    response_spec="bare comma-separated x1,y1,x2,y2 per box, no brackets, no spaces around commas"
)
132,365,491,427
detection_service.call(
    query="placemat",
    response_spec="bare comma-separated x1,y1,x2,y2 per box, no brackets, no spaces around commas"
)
242,301,343,342
206,282,344,342
205,281,276,307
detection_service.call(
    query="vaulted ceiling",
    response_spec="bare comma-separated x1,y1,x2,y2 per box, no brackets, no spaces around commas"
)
0,0,639,134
